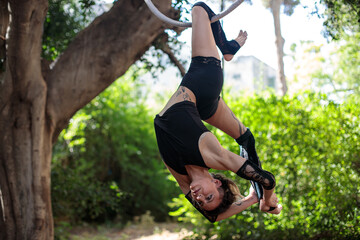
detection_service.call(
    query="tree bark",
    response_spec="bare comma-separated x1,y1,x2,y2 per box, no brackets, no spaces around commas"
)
0,0,8,75
0,0,176,239
271,0,287,95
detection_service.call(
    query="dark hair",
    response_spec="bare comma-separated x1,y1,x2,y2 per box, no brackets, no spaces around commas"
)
204,173,242,217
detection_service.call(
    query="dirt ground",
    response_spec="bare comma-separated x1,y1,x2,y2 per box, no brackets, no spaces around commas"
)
69,222,193,240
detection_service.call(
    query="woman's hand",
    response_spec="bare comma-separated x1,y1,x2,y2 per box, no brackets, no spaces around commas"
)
246,186,259,205
259,192,282,215
264,191,278,206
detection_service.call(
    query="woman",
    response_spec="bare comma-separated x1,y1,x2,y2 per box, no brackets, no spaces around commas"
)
154,2,282,222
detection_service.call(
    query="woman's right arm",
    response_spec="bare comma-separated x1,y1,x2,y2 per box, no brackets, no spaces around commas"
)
216,188,282,221
215,188,258,221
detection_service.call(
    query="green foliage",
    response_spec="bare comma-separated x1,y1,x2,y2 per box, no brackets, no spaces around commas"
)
315,0,360,40
170,91,360,239
51,166,124,223
54,221,72,240
310,32,360,99
52,69,178,223
42,0,99,60
43,0,85,60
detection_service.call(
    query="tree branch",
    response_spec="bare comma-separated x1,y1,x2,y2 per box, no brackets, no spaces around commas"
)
333,88,357,93
154,33,186,77
46,0,177,141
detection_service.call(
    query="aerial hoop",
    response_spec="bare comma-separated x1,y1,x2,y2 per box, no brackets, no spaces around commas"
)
144,0,244,28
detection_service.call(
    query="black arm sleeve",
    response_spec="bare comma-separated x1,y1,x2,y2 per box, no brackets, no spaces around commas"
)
185,191,217,223
236,160,276,190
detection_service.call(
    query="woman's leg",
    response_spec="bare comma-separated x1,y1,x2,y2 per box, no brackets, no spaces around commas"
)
159,4,224,118
192,5,257,164
205,98,246,139
191,5,220,59
205,99,261,167
192,2,248,61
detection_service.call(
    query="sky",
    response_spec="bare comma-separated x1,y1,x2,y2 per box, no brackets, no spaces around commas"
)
101,0,327,73
103,0,329,104
175,0,327,75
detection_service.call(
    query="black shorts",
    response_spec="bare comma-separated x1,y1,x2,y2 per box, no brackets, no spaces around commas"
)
154,101,210,175
180,56,223,120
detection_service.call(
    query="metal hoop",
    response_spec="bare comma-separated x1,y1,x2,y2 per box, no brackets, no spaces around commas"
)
144,0,244,28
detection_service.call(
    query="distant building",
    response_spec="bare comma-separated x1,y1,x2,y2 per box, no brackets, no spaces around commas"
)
223,56,278,94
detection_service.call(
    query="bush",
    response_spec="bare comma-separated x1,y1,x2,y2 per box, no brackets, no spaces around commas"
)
171,91,360,240
52,69,178,224
51,166,124,223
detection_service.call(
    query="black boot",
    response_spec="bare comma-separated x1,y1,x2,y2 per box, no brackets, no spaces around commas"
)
237,128,263,200
236,128,261,167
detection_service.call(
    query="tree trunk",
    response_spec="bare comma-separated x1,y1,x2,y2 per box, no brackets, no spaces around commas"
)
271,0,287,95
0,0,176,239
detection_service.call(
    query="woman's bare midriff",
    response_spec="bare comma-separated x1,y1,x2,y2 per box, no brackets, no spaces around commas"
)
158,86,196,117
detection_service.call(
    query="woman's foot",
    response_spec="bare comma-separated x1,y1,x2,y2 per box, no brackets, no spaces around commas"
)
224,30,248,61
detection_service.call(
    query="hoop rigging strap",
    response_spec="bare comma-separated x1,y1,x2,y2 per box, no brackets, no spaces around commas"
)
144,0,244,28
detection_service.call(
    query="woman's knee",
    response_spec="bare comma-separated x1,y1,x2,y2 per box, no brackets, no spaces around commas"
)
192,5,209,19
192,2,215,19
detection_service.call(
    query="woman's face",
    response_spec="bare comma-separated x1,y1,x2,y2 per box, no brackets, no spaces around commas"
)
190,178,222,211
